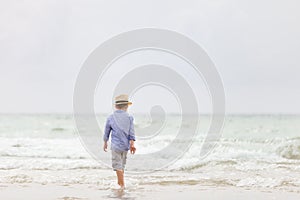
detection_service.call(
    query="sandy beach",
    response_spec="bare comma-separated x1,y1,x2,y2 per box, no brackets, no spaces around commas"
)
1,183,300,200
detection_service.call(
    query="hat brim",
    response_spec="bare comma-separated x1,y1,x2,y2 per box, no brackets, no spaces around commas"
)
115,102,132,106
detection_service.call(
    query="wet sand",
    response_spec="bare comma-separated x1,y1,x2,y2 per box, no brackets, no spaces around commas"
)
0,183,299,200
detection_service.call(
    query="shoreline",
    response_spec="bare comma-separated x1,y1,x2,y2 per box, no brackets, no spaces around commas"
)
0,183,299,200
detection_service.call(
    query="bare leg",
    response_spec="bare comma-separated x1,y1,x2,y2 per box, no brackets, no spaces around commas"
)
116,170,124,188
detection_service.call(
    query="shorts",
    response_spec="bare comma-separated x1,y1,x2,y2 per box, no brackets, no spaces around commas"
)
111,149,128,171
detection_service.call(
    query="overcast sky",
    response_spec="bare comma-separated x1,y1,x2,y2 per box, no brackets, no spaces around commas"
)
0,0,299,114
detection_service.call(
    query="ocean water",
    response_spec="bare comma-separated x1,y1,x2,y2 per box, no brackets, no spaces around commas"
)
0,114,299,192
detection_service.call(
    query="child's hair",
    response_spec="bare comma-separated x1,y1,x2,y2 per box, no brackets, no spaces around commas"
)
115,104,128,110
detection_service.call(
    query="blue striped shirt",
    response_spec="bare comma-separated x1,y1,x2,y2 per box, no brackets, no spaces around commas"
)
103,110,135,151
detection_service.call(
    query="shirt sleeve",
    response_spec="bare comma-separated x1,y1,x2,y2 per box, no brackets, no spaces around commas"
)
128,115,136,141
103,117,112,142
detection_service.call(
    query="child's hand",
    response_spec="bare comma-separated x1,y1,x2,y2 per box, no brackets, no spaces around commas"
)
130,145,136,154
103,142,108,152
129,140,136,154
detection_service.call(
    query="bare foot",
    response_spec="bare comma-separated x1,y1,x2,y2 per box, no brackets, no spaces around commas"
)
119,185,125,191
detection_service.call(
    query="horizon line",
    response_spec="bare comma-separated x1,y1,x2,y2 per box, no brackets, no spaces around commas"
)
0,112,300,116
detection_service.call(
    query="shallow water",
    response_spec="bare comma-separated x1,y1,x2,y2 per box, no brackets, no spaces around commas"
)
0,114,299,192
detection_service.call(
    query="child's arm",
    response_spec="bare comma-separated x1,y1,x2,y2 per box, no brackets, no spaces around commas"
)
129,116,136,154
103,117,112,152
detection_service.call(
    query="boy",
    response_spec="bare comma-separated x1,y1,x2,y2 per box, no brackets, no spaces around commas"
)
103,94,136,190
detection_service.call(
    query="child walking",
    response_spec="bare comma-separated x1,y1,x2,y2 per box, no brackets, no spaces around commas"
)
103,94,136,190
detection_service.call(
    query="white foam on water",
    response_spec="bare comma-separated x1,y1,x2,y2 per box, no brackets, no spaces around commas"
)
0,114,299,192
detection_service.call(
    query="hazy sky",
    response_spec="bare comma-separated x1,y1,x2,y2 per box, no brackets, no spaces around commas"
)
0,0,299,114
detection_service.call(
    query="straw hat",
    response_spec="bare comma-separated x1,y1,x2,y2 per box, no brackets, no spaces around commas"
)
114,94,132,105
